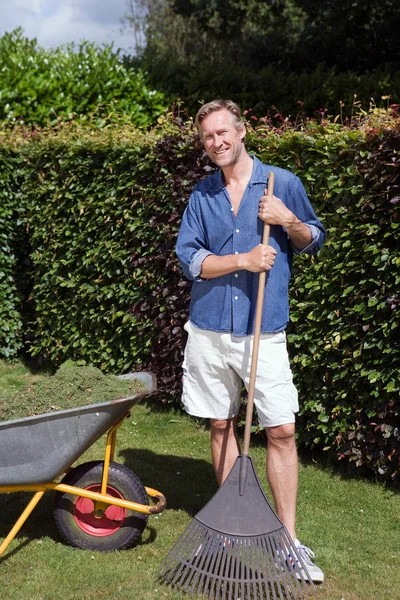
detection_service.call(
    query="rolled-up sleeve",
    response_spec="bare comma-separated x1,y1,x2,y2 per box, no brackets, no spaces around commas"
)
291,223,323,255
288,177,326,255
176,191,213,281
189,248,213,279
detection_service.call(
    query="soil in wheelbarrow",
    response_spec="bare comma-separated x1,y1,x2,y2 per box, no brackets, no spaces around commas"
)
0,361,146,422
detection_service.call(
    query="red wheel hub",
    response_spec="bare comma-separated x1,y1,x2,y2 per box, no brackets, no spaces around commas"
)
73,485,126,536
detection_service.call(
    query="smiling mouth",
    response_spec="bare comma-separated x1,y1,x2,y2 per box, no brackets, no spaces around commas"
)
215,149,228,155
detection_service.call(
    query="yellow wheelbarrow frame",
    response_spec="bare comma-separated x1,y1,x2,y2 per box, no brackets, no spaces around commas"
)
0,372,166,557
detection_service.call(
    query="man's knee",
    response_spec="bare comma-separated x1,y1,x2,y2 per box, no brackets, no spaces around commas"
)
210,417,237,437
266,423,296,448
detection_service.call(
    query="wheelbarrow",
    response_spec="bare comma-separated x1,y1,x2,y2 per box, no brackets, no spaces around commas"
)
0,371,166,556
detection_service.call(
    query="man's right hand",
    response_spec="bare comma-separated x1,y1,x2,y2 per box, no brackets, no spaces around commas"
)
200,244,277,278
239,244,277,272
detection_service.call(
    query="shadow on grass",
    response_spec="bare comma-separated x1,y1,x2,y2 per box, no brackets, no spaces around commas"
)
0,490,57,561
0,448,217,563
120,447,217,514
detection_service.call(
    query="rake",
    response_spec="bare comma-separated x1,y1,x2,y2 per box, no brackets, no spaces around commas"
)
160,172,315,599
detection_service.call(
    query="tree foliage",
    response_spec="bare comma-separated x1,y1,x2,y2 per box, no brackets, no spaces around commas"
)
168,0,400,71
292,0,400,71
0,28,166,128
123,0,400,118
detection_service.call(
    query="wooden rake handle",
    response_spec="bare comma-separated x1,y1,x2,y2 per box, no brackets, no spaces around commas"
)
242,171,274,456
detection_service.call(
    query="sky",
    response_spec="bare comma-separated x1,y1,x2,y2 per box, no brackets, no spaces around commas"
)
0,0,137,54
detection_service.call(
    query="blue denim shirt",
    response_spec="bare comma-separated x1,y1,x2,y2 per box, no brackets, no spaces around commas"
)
176,156,325,335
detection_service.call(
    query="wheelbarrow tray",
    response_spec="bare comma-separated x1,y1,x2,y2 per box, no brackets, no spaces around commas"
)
0,372,156,486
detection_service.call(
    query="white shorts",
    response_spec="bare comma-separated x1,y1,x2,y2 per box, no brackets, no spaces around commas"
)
182,321,299,428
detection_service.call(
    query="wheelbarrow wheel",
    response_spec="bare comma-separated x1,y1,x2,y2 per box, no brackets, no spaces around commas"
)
54,460,148,551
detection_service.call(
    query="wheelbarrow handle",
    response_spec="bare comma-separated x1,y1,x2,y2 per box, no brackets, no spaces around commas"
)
146,487,167,514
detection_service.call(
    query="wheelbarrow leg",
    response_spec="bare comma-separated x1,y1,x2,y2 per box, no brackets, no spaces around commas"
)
0,490,45,557
94,416,123,516
101,419,120,494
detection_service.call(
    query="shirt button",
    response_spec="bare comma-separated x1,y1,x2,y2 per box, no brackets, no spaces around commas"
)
234,296,238,300
234,273,238,278
230,207,234,212
234,251,238,254
235,229,240,233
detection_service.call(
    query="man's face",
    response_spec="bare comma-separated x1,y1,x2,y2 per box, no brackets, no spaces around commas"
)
200,109,246,169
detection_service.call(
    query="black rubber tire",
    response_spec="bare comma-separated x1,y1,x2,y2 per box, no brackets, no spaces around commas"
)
53,460,148,551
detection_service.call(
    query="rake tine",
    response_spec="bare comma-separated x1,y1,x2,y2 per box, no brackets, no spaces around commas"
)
257,537,271,600
206,540,225,600
194,535,216,596
278,530,308,600
206,536,221,592
189,531,214,594
192,551,206,596
262,534,283,600
235,547,242,598
280,530,310,599
164,521,194,573
248,539,257,598
215,538,229,599
233,543,242,600
192,531,210,589
171,529,200,587
223,541,234,600
257,535,273,599
168,539,190,585
201,534,221,597
240,540,247,599
225,547,235,600
253,541,260,599
267,537,281,600
225,540,235,600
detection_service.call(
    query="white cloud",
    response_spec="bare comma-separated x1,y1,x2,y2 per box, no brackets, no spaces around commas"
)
0,0,136,53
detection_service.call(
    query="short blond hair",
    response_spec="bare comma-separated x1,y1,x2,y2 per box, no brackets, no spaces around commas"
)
195,99,244,132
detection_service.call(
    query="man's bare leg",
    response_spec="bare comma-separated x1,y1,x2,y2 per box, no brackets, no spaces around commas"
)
210,417,241,485
265,423,298,541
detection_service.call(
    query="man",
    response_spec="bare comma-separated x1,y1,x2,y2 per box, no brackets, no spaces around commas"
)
176,99,325,582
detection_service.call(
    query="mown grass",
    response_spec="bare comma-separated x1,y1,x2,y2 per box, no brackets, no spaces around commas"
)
0,360,399,600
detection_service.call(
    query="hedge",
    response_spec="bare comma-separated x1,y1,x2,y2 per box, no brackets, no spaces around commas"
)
0,109,399,485
0,148,26,359
248,119,400,484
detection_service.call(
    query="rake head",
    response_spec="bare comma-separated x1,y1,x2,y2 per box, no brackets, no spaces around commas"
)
160,519,313,599
160,456,314,600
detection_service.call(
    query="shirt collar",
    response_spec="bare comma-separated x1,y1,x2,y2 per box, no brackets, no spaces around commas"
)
205,155,269,192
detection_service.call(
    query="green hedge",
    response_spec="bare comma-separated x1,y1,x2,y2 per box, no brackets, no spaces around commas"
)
18,126,206,386
0,111,399,485
0,148,26,359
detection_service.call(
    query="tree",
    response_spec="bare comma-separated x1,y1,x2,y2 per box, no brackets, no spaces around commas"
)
122,0,400,117
292,0,400,71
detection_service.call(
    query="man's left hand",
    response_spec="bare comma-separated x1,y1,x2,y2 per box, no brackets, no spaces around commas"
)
258,191,295,227
259,190,313,250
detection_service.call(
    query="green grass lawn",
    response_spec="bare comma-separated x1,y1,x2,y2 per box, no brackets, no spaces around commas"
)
0,360,399,600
